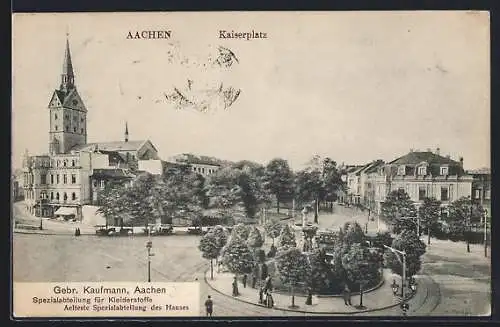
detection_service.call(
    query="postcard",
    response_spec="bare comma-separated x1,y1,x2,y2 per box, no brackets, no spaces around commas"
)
11,11,490,318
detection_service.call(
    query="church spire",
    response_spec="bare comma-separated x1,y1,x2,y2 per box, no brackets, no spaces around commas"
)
125,122,129,142
60,33,75,92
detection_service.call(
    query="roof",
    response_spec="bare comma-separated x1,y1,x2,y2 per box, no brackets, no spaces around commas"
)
173,153,222,166
390,151,458,165
98,150,127,163
70,140,151,152
364,160,385,174
91,168,134,179
467,167,491,175
63,38,74,77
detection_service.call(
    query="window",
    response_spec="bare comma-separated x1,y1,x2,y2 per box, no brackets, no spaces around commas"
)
73,127,77,132
441,187,449,201
100,180,105,189
93,180,97,187
419,186,426,200
56,193,60,200
71,174,76,184
54,114,58,120
81,117,84,122
50,174,54,184
40,174,47,185
72,160,75,167
65,115,69,119
398,187,405,193
63,193,68,201
63,174,67,184
66,125,69,131
63,160,67,167
57,160,60,167
72,192,76,200
81,128,84,133
56,174,60,184
417,166,426,176
440,166,449,175
398,165,406,175
50,192,54,200
202,168,205,174
55,125,58,131
475,190,481,199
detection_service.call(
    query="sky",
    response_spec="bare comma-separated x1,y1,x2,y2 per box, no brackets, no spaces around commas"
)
12,11,490,171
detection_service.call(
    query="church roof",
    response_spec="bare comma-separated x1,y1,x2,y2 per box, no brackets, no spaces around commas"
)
70,140,152,153
63,38,74,77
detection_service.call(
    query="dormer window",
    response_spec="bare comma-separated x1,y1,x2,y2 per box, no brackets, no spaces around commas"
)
398,165,406,176
418,166,427,176
440,166,449,176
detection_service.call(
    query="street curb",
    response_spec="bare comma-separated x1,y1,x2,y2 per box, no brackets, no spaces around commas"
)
13,229,95,236
204,269,415,315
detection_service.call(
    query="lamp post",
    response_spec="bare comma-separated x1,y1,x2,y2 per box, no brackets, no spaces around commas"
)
384,245,408,316
146,229,153,282
467,205,471,253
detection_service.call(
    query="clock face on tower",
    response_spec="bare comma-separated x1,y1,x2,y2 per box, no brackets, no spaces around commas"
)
72,99,78,106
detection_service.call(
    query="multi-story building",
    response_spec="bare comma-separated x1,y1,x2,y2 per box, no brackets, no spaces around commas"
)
22,36,158,220
170,153,221,176
373,149,474,215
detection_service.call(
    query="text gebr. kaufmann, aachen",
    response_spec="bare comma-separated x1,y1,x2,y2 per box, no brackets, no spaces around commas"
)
31,285,189,312
126,29,268,40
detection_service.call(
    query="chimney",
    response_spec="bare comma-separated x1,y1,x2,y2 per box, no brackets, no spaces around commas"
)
459,157,464,168
436,147,440,155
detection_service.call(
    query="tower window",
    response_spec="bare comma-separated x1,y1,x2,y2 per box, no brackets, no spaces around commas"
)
73,127,77,132
54,114,58,120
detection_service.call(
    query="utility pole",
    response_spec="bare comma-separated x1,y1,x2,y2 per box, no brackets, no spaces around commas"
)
484,209,488,258
467,205,471,253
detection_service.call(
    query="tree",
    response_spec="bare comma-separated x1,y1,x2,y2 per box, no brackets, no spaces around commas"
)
247,226,264,249
122,172,163,229
342,243,381,308
230,223,250,242
96,184,130,228
264,158,294,213
381,189,417,233
371,231,393,250
264,221,283,246
160,165,206,226
418,197,442,245
221,239,256,278
198,232,219,280
294,168,323,223
383,231,426,282
445,197,483,251
342,222,366,246
205,167,245,221
275,247,312,308
278,224,297,249
308,248,341,294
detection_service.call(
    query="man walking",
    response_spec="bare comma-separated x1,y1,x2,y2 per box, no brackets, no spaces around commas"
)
204,295,213,317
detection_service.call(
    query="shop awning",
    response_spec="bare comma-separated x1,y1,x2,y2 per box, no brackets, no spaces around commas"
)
54,207,77,216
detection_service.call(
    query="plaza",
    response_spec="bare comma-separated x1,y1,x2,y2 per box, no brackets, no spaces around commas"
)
13,202,491,317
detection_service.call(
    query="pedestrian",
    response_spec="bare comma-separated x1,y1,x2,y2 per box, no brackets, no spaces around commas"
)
204,295,213,317
266,291,274,308
258,287,264,304
232,276,239,297
251,274,257,289
343,284,352,306
305,288,312,305
242,274,247,288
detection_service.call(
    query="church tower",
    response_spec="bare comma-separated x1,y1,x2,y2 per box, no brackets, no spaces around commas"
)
48,35,87,154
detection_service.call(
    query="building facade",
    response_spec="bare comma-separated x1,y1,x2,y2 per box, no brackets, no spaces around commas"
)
22,36,158,220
